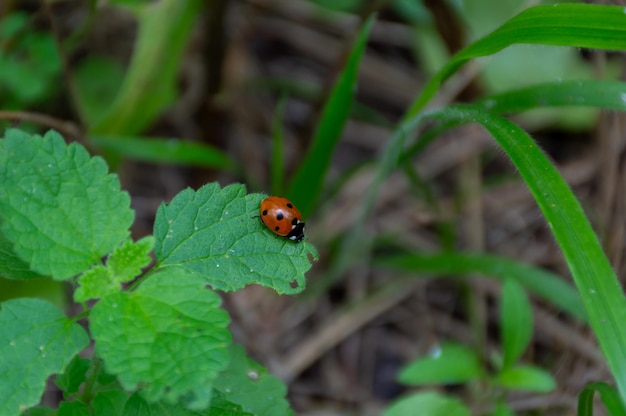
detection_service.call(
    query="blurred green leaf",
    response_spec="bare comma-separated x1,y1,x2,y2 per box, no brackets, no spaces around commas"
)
287,14,375,217
377,251,586,322
496,365,555,392
384,391,470,416
407,3,626,117
75,56,125,126
90,0,203,134
398,343,483,385
501,277,533,370
55,356,90,397
90,135,236,171
57,401,90,416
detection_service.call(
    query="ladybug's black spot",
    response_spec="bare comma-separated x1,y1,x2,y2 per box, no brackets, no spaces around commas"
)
274,226,280,231
276,212,284,221
286,203,294,208
262,209,268,216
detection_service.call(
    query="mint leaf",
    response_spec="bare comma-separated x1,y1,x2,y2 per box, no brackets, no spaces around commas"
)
154,183,317,294
57,401,90,416
74,237,154,302
119,391,252,415
55,356,90,397
0,298,89,416
90,269,231,410
92,388,130,416
0,232,43,279
107,236,154,281
214,344,290,416
0,129,134,280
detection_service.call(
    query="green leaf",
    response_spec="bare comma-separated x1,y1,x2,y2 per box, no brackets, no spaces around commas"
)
21,407,55,416
57,401,90,416
476,80,626,114
92,388,130,416
214,345,290,416
384,391,470,416
74,55,125,126
107,236,154,282
287,14,375,217
398,343,483,386
501,277,533,370
578,382,626,416
153,183,317,295
75,237,154,302
407,4,626,117
376,251,586,323
0,298,89,416
90,269,232,410
496,365,555,392
119,390,252,415
55,356,90,397
416,105,626,403
0,232,43,279
90,0,203,134
90,135,236,171
0,129,134,280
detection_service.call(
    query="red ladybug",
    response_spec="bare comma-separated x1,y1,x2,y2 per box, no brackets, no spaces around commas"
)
260,196,306,242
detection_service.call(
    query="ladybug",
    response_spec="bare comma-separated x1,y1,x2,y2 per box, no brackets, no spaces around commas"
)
260,196,306,242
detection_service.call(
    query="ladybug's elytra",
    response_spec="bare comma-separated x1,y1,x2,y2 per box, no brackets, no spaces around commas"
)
260,196,306,242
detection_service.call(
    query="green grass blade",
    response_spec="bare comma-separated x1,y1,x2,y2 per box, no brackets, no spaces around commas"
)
476,80,626,114
578,382,626,416
377,252,586,323
417,104,626,404
89,0,202,135
407,4,626,117
90,135,236,171
287,14,375,218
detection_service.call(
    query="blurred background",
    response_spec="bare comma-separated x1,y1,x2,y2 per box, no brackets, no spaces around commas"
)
1,0,626,414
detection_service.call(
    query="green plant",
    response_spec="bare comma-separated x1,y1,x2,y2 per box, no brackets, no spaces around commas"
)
0,129,317,415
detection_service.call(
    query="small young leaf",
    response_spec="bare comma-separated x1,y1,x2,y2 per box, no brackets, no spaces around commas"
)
495,365,555,392
107,236,154,282
153,183,317,295
92,388,131,416
214,344,290,416
74,237,154,302
55,356,90,397
0,298,89,416
501,277,533,369
90,268,232,410
74,266,114,303
398,343,483,385
0,129,134,280
384,391,470,416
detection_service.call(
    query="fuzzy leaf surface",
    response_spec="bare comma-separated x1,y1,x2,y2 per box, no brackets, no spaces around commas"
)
154,183,317,294
0,129,134,279
0,298,89,416
90,269,231,410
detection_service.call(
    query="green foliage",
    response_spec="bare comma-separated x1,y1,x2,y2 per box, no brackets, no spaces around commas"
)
287,14,375,217
398,343,483,385
0,12,61,108
501,278,533,369
0,129,313,414
578,382,626,416
384,391,470,416
153,183,317,294
0,298,89,416
0,129,134,280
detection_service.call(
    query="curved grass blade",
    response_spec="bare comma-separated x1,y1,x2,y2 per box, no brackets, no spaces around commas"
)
407,4,626,117
90,135,236,171
476,80,626,114
377,252,586,323
287,14,375,218
416,104,626,404
578,382,626,416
